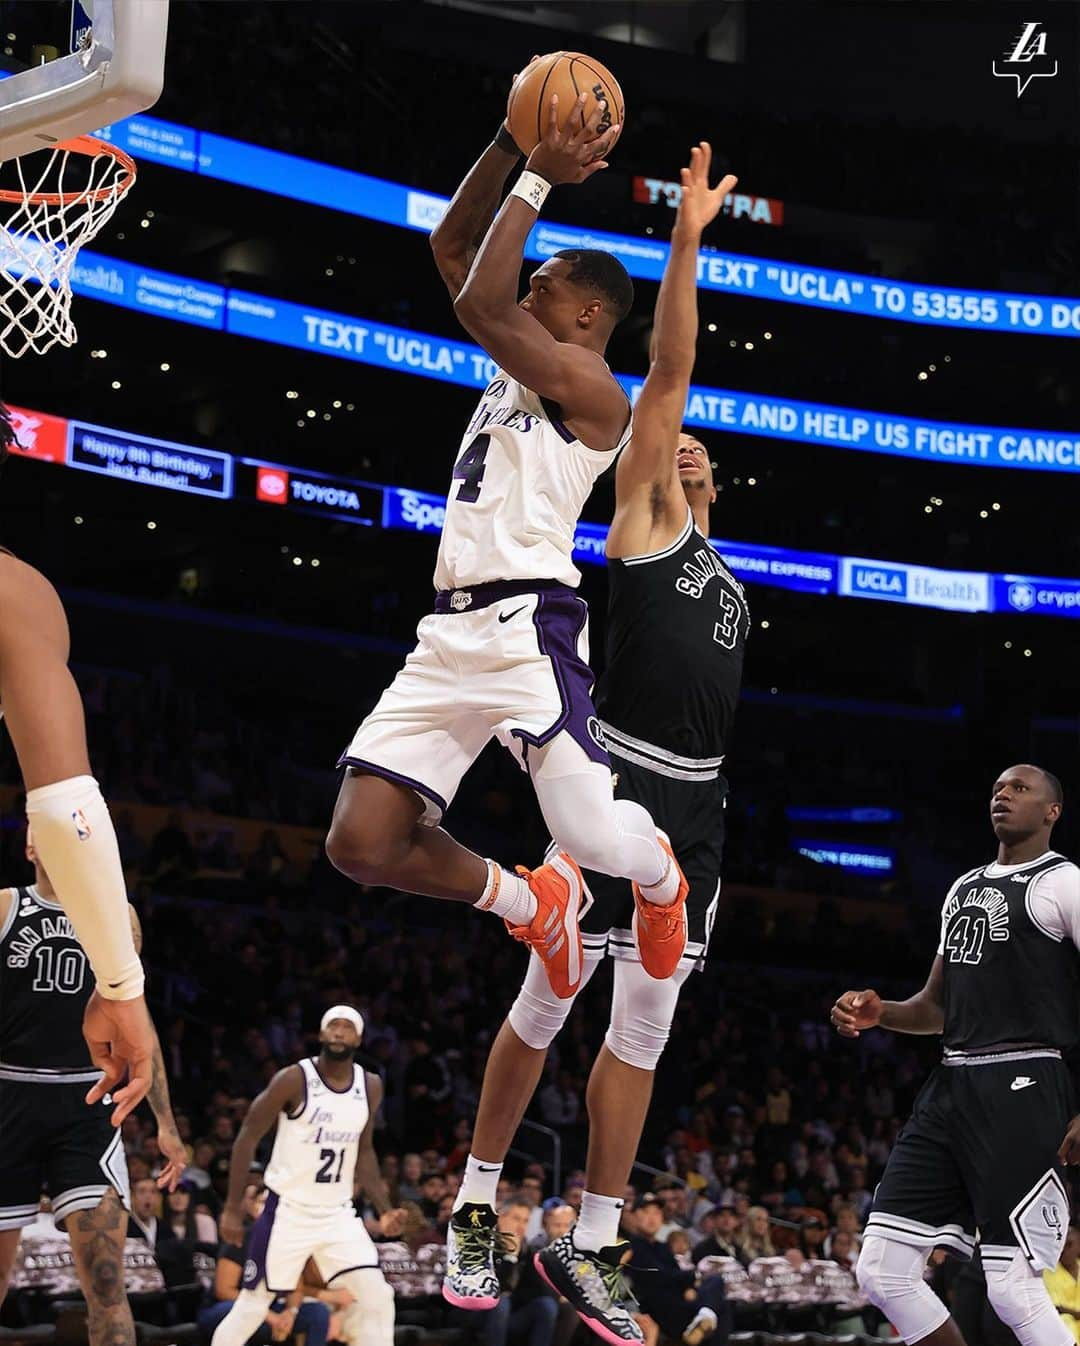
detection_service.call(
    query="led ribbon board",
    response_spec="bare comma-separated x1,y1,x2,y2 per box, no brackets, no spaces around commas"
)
95,113,1080,337
8,405,1080,620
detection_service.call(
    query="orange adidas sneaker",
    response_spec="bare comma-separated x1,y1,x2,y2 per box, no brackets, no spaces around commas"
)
505,852,585,999
632,832,689,979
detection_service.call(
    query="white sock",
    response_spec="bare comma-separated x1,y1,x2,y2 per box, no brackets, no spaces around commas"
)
574,1190,625,1252
454,1154,503,1211
474,861,537,927
25,776,144,998
637,831,679,907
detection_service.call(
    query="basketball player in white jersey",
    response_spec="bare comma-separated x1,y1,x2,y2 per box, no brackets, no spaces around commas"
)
0,403,152,1122
212,1008,406,1346
327,75,688,1002
444,144,744,1343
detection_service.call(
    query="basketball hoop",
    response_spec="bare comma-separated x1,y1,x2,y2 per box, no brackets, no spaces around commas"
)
0,135,136,359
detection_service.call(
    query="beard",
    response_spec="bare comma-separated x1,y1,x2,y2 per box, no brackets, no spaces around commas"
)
322,1043,356,1061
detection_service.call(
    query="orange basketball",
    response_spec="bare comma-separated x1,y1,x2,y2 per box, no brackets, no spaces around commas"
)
507,52,624,158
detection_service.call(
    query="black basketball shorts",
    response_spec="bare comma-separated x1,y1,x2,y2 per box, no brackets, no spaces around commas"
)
577,738,727,974
866,1050,1073,1272
0,1076,130,1231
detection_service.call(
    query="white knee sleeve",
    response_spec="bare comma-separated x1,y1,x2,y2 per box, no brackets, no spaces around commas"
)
984,1250,1073,1346
508,948,603,1049
336,1270,395,1346
604,957,689,1070
855,1235,949,1345
210,1289,274,1346
530,736,666,885
25,776,143,998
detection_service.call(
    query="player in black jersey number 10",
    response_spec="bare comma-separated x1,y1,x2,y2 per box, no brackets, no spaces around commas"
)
0,833,185,1346
832,764,1080,1346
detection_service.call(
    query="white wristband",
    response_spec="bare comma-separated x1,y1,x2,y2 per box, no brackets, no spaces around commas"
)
511,170,551,213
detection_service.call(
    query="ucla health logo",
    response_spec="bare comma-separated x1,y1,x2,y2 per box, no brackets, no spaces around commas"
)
993,22,1058,97
1008,582,1036,612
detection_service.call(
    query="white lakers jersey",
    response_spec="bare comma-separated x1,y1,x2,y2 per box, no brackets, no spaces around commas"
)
433,372,631,591
264,1059,369,1208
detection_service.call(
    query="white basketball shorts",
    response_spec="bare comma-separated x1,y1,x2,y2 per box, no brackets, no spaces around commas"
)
242,1190,379,1294
338,581,609,825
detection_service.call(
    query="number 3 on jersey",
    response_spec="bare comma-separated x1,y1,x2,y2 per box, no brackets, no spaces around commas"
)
453,433,489,503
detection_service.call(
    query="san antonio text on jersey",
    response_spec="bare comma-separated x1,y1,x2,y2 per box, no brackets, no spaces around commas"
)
937,851,1080,1054
0,884,96,1077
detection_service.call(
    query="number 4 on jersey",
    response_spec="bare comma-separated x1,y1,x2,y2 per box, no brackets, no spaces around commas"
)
453,433,490,503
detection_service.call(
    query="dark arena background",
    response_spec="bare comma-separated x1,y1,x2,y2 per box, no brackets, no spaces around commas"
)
1,3,1079,1345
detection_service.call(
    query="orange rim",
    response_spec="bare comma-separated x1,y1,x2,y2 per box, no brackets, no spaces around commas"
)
0,135,137,205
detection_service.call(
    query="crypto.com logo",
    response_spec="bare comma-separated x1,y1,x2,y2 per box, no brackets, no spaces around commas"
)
993,21,1058,97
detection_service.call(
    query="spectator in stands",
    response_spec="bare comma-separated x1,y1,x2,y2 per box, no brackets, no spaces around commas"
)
628,1196,730,1346
692,1206,745,1265
445,1117,473,1173
197,1183,330,1346
799,1211,829,1260
538,1069,580,1127
828,1230,858,1272
418,1172,446,1218
128,1176,179,1253
657,1186,692,1241
166,1182,218,1243
399,1154,423,1203
824,1204,863,1257
1044,1225,1080,1344
737,1207,775,1262
517,1175,545,1242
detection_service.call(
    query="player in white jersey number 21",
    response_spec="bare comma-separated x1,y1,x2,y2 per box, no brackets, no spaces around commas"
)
327,68,689,1000
210,1009,406,1346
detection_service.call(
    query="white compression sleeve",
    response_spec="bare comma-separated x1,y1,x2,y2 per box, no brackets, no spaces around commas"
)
530,734,667,885
25,776,144,999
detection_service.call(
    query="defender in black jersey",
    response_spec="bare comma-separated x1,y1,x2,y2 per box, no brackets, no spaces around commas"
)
0,836,186,1346
832,764,1080,1346
446,144,744,1345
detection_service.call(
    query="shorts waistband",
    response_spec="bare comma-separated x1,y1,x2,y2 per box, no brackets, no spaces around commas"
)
599,720,726,781
434,579,570,614
0,1061,105,1084
943,1047,1061,1066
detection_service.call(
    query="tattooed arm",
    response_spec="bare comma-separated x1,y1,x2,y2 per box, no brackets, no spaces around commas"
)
128,907,187,1191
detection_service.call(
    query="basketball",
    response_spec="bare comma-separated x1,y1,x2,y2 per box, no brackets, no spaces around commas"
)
507,51,624,158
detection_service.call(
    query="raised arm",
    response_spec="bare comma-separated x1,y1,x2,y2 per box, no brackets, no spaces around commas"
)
219,1066,304,1244
354,1074,407,1234
831,955,946,1038
611,144,736,548
453,93,624,434
429,65,528,301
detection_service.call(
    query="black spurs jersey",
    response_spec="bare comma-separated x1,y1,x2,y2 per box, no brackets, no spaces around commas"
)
0,885,94,1073
938,851,1080,1054
597,510,748,760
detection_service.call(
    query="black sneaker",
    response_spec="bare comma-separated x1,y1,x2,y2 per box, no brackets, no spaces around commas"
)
443,1203,501,1309
535,1233,644,1344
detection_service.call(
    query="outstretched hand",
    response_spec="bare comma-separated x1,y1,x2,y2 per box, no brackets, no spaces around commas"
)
830,988,883,1038
674,142,737,238
83,990,154,1125
526,92,621,186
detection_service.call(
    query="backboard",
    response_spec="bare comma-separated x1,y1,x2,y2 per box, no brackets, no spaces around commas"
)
0,0,169,160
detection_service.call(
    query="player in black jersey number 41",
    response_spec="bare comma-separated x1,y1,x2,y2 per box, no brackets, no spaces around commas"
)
832,764,1080,1346
0,833,186,1346
444,143,746,1346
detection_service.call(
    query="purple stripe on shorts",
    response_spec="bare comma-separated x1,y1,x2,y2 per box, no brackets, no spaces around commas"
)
241,1189,279,1291
512,588,610,770
337,756,449,818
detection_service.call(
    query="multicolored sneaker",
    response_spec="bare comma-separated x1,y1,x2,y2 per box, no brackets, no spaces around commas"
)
505,852,585,999
631,830,688,979
442,1203,501,1309
535,1233,644,1344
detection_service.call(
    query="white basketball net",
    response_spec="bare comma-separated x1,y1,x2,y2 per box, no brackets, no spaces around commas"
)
0,138,135,358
